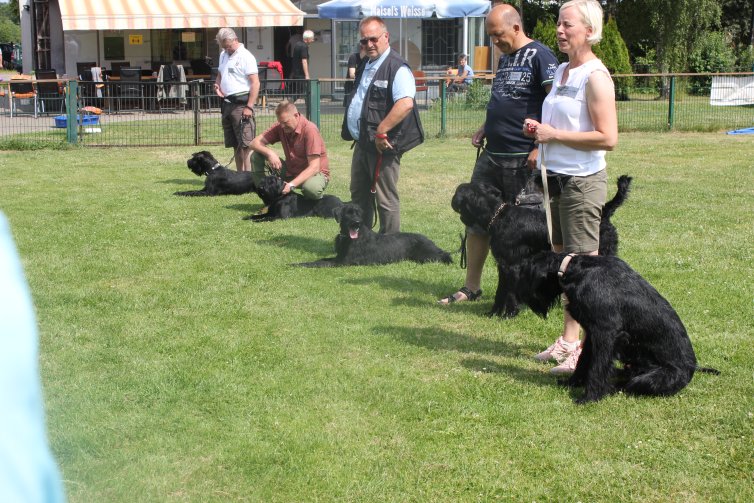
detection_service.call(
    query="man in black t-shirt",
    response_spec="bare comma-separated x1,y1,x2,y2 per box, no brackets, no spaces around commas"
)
438,4,558,305
290,30,315,108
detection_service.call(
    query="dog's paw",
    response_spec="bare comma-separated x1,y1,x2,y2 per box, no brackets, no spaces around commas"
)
574,394,601,405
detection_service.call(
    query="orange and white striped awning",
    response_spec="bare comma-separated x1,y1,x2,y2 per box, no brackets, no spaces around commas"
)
59,0,305,31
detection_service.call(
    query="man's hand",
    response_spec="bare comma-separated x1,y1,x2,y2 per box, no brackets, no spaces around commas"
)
471,127,486,148
266,152,283,171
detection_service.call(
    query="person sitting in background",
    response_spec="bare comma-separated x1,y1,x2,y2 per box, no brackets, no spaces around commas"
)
250,100,331,200
447,54,474,93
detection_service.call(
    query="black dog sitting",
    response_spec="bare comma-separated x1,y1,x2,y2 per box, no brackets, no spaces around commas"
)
244,175,343,222
174,151,256,197
516,251,719,403
299,203,453,267
451,175,632,318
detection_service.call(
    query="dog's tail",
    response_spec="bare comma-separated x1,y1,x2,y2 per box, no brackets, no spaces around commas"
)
602,175,633,221
695,366,721,375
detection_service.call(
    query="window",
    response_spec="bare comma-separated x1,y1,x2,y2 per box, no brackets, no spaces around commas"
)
151,29,208,63
421,19,462,69
104,36,125,60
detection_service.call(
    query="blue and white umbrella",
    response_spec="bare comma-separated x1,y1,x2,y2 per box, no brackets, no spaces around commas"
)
318,0,491,68
317,0,491,19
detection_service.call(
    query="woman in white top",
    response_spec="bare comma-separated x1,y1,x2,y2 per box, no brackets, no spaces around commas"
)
523,0,618,374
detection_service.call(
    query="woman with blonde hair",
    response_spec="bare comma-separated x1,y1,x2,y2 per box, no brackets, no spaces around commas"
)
523,0,618,374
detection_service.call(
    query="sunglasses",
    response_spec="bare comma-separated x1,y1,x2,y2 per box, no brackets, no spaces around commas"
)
359,34,383,46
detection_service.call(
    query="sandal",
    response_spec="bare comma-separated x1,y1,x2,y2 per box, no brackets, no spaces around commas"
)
438,286,482,305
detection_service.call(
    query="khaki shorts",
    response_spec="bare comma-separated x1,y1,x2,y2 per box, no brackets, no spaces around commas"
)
221,102,255,149
550,169,607,253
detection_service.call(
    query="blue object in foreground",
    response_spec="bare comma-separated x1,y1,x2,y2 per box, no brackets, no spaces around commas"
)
0,213,66,502
727,127,754,135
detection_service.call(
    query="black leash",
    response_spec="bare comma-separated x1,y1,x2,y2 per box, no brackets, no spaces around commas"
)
458,140,485,269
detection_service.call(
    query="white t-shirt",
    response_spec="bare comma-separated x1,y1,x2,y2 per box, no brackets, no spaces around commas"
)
540,58,611,176
218,43,258,97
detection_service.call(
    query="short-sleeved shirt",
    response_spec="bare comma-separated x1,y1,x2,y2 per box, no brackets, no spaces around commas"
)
484,40,558,155
261,115,330,180
457,63,474,84
290,41,309,79
218,43,258,97
347,52,363,75
346,47,415,140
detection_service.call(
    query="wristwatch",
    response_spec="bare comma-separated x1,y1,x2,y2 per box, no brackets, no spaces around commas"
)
288,183,296,190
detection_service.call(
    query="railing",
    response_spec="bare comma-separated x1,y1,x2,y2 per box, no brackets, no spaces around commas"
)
0,73,752,149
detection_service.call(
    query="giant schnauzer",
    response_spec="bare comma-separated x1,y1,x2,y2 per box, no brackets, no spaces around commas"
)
244,175,343,222
299,203,453,267
516,251,719,403
174,151,256,197
451,175,632,318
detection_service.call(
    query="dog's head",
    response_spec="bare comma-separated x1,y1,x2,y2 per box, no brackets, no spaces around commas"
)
187,151,220,177
335,203,364,240
451,182,504,229
516,251,565,318
255,175,286,205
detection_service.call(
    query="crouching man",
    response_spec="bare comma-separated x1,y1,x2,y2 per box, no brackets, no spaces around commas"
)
250,101,330,200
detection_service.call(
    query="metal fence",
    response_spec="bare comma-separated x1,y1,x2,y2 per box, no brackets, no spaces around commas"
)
0,73,752,149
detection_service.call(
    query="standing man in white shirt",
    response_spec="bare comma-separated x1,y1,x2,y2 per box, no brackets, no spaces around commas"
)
214,28,261,172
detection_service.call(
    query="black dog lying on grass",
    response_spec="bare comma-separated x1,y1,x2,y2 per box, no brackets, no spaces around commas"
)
451,175,632,318
244,175,343,222
299,203,453,267
174,151,256,197
516,251,719,404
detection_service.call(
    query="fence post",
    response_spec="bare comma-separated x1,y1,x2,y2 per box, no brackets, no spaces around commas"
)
308,79,320,128
439,80,447,137
192,81,201,145
667,76,676,130
65,80,78,144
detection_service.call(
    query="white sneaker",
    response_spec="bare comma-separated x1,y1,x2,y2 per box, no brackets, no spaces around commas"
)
534,336,580,363
550,346,583,375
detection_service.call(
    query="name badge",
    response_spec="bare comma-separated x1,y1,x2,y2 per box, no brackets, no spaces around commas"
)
556,85,578,98
373,80,388,88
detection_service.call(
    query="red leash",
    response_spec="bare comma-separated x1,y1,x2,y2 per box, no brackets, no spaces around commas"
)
370,151,382,194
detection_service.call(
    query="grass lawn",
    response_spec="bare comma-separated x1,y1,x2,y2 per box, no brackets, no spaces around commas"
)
0,133,752,502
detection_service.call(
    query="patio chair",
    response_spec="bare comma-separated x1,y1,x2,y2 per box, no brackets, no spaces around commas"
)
114,67,144,112
9,75,38,118
35,69,66,115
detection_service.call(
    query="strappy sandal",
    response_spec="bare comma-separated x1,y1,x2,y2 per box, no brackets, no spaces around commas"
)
438,286,482,305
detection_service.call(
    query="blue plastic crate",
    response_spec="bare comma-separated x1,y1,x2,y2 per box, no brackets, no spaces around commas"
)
53,115,100,128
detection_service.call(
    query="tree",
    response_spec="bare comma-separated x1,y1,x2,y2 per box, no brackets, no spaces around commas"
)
593,16,632,99
617,0,721,73
0,19,20,43
0,1,20,25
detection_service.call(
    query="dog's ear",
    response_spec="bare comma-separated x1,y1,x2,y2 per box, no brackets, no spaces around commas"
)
332,205,344,222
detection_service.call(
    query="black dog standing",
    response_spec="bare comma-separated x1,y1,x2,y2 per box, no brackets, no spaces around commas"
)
518,251,719,404
175,151,256,197
451,175,632,317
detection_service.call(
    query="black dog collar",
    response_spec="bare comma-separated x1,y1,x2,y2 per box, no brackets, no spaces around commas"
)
211,163,222,170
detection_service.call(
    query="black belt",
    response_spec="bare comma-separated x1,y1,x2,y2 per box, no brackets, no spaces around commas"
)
224,93,250,104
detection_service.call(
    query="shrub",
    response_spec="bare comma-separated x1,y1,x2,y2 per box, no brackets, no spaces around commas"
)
687,31,736,95
593,17,633,100
465,79,490,109
531,18,565,63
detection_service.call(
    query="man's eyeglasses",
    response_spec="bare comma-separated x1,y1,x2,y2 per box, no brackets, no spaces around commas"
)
359,34,383,46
